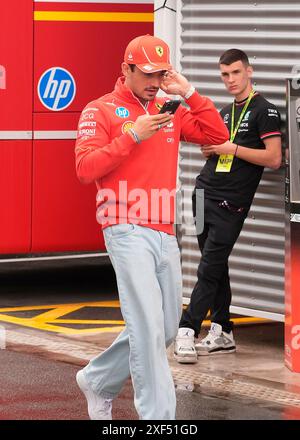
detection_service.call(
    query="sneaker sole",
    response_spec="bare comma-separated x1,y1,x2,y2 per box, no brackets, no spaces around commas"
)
196,347,236,356
174,353,198,364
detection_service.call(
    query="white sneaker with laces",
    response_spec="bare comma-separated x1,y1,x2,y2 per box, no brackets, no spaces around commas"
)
76,369,113,420
174,327,198,364
195,323,236,356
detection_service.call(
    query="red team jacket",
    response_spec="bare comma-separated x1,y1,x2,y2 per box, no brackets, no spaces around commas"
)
75,77,228,235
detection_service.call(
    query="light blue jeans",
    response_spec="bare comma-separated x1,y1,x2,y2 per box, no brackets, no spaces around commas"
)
83,224,182,420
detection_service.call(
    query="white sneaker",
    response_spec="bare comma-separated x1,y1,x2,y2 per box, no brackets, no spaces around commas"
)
195,323,236,356
174,328,198,364
76,369,113,420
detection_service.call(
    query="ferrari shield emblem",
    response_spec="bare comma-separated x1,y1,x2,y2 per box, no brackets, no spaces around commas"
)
155,46,164,57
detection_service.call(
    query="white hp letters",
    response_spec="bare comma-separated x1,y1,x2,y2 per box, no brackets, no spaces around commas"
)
43,68,71,110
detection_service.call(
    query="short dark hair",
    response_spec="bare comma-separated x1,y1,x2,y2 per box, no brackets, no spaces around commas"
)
128,64,136,72
219,49,250,67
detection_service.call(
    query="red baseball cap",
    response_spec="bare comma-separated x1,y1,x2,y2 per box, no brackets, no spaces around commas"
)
124,35,172,73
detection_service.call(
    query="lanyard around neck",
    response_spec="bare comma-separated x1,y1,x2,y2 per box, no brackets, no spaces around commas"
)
230,90,255,142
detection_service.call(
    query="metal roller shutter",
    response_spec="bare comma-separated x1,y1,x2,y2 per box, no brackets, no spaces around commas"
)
178,0,300,320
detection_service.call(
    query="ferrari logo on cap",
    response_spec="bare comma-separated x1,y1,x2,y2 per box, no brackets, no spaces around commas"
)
155,46,164,57
155,103,163,111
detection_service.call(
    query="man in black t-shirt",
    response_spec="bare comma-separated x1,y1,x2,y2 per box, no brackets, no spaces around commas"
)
174,49,282,363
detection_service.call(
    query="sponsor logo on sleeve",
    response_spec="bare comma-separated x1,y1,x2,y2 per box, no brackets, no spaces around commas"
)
81,112,96,121
79,128,96,137
268,108,279,117
121,121,134,134
79,121,96,129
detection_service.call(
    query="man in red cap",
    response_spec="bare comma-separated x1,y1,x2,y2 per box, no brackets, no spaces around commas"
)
75,34,228,420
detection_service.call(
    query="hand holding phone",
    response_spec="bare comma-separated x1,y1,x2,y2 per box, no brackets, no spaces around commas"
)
159,100,181,114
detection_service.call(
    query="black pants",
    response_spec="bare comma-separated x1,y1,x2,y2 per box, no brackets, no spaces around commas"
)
179,195,248,337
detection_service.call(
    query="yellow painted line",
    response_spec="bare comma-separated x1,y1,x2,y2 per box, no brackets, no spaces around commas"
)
202,316,270,327
0,301,270,335
0,313,77,333
34,11,154,22
0,305,60,312
0,300,120,313
0,301,124,334
33,305,83,322
0,313,124,334
52,319,124,325
233,317,270,324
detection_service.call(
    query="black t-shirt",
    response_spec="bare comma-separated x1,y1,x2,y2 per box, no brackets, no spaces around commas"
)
196,93,281,208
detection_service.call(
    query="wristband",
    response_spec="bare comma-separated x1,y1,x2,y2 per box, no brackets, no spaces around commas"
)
184,86,195,100
128,128,141,144
234,144,239,156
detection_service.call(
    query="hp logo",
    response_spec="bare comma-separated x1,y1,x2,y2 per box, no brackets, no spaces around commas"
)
38,67,76,111
115,107,130,118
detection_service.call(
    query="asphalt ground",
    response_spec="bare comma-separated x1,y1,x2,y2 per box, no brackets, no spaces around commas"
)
0,348,294,421
0,258,300,430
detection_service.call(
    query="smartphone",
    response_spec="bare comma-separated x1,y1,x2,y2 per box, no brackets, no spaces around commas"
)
159,99,181,114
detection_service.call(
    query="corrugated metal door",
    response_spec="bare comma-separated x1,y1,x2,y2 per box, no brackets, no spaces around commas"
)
178,0,300,320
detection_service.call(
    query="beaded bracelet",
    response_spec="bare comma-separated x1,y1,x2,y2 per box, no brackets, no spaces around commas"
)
128,128,141,144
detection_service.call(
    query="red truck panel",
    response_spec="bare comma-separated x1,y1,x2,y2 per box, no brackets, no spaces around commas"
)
0,142,32,253
0,0,33,254
32,138,104,252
